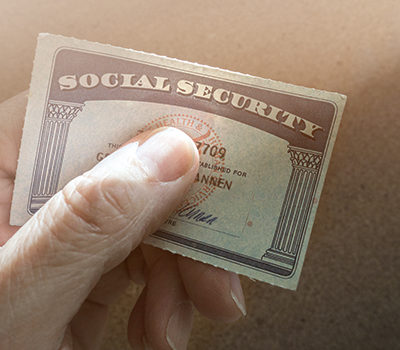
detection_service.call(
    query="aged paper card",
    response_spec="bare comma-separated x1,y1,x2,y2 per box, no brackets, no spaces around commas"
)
11,34,346,289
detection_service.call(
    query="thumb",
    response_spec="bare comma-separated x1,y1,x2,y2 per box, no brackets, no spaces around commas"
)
0,127,198,348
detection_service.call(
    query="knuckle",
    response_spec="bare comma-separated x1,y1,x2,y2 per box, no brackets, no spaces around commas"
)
60,173,136,235
61,175,104,233
99,176,133,221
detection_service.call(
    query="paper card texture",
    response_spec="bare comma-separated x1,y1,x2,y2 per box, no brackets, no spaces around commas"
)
10,34,346,290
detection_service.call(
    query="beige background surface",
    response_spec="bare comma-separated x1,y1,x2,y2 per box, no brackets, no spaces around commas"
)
0,0,399,349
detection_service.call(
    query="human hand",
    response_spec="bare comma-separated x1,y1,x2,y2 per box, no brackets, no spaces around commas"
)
0,92,246,350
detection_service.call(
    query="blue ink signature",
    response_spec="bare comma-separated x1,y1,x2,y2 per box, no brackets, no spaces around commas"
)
177,206,218,225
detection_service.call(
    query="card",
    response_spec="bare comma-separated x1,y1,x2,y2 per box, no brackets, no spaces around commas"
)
10,34,346,289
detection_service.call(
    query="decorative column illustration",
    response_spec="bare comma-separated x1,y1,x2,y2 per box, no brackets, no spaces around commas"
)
262,146,322,273
28,100,83,214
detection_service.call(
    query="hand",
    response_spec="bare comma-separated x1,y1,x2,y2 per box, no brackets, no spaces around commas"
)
0,92,246,350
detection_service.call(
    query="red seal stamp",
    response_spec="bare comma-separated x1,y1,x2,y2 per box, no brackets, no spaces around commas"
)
139,114,227,209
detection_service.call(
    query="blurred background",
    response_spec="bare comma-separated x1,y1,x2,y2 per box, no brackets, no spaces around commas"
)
0,0,399,349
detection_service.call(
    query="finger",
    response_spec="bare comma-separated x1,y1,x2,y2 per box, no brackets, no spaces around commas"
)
0,91,26,177
143,251,193,350
87,262,132,306
127,245,194,349
177,256,246,322
125,246,147,286
0,91,27,244
68,300,108,350
0,127,199,349
84,246,146,307
127,288,147,349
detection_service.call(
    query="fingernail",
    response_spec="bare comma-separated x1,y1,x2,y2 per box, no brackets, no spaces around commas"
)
229,272,247,317
137,127,197,182
166,301,193,350
142,335,153,350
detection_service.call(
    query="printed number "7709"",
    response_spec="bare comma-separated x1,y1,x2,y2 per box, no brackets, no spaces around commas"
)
195,141,226,159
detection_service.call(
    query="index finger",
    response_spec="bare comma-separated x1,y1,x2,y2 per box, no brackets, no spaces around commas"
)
0,91,27,244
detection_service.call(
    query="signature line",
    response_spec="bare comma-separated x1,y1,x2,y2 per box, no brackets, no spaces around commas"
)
173,218,240,238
